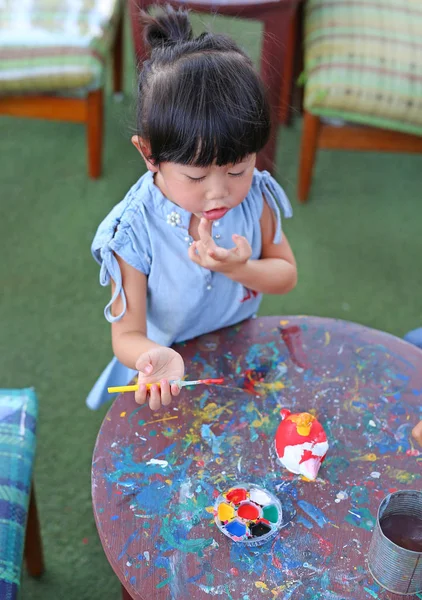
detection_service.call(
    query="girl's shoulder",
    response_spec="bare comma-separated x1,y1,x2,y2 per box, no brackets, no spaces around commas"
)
243,169,293,242
91,171,157,258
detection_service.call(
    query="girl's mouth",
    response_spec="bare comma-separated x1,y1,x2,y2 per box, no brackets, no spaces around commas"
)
202,208,228,220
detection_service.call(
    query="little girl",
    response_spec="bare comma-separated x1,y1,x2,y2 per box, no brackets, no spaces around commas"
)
87,5,297,411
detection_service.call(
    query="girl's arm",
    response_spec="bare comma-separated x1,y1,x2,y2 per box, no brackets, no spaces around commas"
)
225,199,297,294
110,255,184,409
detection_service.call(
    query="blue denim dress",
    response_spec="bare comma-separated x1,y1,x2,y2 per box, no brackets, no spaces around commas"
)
87,169,292,409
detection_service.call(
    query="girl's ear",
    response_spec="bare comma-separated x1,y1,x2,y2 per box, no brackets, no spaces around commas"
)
131,136,159,173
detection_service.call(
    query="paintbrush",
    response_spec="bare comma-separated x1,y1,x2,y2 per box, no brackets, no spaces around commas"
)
108,378,224,394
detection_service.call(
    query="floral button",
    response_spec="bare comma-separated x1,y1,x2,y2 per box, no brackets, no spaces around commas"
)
167,211,181,227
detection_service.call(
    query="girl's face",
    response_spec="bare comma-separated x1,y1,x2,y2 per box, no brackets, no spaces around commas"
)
133,138,256,220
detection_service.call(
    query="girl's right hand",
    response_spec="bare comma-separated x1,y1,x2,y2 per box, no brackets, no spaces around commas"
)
135,347,185,410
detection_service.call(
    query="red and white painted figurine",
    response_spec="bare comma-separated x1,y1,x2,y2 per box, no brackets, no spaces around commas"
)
275,409,329,480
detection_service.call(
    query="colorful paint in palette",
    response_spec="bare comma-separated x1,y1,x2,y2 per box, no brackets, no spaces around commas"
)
214,483,283,547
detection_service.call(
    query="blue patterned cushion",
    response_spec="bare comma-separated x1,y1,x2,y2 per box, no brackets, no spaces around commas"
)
0,389,38,600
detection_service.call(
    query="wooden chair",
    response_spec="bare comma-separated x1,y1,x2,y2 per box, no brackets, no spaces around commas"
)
0,388,44,599
298,0,422,203
129,0,303,174
0,0,124,179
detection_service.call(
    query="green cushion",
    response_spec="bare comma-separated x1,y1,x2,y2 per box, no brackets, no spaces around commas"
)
0,0,121,94
304,0,422,136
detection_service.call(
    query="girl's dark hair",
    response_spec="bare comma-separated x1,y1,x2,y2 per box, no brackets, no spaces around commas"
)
137,5,271,166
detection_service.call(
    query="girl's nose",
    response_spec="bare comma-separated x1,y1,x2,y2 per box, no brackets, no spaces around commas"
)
205,177,229,201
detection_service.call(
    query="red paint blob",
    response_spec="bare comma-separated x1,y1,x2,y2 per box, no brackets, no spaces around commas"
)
203,378,224,385
238,502,260,520
230,567,239,576
226,488,248,504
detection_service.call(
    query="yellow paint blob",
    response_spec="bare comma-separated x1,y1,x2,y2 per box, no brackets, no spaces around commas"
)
120,412,126,417
357,453,378,462
288,412,315,437
205,506,214,514
255,581,269,590
218,503,235,521
280,320,289,326
165,479,172,485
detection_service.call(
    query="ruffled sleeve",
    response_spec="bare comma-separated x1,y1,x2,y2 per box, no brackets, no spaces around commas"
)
258,170,293,244
91,192,152,323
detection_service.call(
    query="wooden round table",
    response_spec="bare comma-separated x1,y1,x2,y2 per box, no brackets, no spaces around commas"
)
92,316,422,600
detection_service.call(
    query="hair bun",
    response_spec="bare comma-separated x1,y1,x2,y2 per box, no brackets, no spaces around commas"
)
141,5,193,50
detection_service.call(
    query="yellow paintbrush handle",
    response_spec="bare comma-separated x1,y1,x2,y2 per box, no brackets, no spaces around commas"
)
108,384,140,393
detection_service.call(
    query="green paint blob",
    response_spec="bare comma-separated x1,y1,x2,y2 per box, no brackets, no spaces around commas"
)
263,504,278,523
156,578,171,589
143,522,150,529
149,430,157,436
138,419,145,426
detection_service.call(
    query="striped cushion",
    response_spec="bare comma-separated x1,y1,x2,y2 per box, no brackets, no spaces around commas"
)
304,0,422,136
0,389,38,600
0,0,121,94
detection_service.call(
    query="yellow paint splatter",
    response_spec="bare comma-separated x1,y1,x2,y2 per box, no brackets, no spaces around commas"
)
324,332,330,346
280,320,289,326
258,381,285,392
385,467,420,484
120,411,127,417
255,581,269,590
205,506,214,514
215,457,223,465
352,453,377,462
165,479,172,485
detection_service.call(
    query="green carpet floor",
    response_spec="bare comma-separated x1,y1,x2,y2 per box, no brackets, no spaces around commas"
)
1,12,421,600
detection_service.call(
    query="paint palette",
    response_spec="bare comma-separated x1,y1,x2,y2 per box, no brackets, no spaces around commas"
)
214,483,283,547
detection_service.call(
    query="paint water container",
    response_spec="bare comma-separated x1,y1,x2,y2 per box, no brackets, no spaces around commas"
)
214,483,283,547
367,490,422,595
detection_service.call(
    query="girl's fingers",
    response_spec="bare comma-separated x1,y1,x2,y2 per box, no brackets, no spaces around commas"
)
208,246,229,261
149,384,161,411
135,383,147,405
160,379,172,406
171,383,181,396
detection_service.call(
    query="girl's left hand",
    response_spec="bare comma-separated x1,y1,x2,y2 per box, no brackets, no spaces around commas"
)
188,218,252,274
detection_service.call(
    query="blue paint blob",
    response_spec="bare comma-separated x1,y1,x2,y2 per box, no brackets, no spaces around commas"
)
110,515,119,521
225,520,247,537
135,481,172,514
130,576,136,585
297,500,329,528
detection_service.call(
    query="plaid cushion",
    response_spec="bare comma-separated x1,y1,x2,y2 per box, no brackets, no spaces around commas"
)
0,0,121,94
304,0,422,136
0,389,38,600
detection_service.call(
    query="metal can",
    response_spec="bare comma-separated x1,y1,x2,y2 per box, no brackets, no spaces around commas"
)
367,490,422,595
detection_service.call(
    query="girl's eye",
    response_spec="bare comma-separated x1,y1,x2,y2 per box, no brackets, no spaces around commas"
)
229,171,245,177
187,175,206,182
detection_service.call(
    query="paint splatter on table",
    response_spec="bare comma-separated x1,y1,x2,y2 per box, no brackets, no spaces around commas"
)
92,317,422,600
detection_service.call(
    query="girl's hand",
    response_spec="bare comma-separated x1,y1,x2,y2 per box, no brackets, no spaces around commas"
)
135,347,185,411
412,420,422,446
188,218,251,274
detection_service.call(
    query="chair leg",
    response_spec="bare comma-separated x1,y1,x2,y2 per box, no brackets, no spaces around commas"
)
129,0,155,67
113,9,124,94
24,483,44,578
122,583,134,600
279,8,298,125
258,5,295,173
298,111,321,203
87,89,104,179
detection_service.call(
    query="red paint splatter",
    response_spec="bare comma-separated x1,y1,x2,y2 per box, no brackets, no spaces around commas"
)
197,460,205,467
202,378,225,385
212,489,220,498
82,538,89,545
407,449,420,456
279,325,310,369
230,567,239,576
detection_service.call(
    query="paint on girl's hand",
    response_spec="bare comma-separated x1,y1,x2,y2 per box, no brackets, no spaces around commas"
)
214,483,283,547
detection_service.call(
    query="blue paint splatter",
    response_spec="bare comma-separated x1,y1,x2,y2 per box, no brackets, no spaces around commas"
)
201,424,223,454
296,514,313,529
297,500,329,528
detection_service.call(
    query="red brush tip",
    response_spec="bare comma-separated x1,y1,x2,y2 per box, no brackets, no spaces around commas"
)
203,378,225,385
